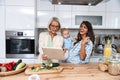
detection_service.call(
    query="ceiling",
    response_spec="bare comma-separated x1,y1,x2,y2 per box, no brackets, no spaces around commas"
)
51,0,104,6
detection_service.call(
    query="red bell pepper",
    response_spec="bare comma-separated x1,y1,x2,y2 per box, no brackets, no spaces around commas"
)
4,63,12,71
9,61,16,67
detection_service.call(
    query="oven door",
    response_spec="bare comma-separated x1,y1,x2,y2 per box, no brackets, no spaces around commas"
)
6,37,35,58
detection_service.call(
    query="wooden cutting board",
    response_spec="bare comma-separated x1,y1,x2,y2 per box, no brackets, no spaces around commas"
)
25,64,73,75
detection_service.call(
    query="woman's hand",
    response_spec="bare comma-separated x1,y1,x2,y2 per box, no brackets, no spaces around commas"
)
82,37,90,44
62,47,67,52
42,54,48,60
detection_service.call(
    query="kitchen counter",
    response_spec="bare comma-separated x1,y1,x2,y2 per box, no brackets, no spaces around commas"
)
0,63,119,80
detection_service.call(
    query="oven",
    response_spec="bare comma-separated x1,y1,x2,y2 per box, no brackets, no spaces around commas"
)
6,30,35,58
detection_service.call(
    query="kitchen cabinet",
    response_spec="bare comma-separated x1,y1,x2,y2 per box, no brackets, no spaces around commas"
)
72,3,105,12
37,11,56,28
106,0,120,12
71,12,106,29
0,5,5,58
37,11,71,28
55,11,72,28
72,5,89,12
5,0,35,6
55,5,71,11
54,5,72,28
5,6,35,30
106,12,120,29
89,2,105,12
37,0,54,11
105,0,120,29
36,0,120,29
0,0,5,5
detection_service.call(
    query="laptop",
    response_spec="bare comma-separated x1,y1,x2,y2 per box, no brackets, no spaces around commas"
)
42,47,66,60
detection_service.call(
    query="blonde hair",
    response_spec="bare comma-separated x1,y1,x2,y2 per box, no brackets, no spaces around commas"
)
48,17,61,31
61,28,69,35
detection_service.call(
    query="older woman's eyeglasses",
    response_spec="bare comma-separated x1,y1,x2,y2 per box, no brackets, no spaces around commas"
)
50,25,59,28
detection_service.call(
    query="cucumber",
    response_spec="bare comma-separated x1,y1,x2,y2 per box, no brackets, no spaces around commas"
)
15,62,26,70
13,59,22,70
52,63,60,67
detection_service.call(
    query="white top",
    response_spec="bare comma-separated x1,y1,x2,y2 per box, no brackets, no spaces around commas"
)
37,32,63,63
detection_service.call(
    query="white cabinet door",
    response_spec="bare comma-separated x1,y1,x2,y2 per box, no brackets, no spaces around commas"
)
106,12,120,29
106,0,120,12
55,11,72,28
0,6,5,58
55,5,71,11
37,0,54,11
37,11,56,28
89,2,105,12
0,0,5,5
5,0,35,6
6,6,35,30
72,12,106,29
72,5,89,12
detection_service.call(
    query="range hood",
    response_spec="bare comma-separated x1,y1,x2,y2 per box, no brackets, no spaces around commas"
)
51,0,103,6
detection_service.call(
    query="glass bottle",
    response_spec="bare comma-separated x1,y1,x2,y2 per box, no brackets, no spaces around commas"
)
104,40,112,59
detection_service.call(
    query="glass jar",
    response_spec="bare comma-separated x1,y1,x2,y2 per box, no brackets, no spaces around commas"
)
108,59,119,76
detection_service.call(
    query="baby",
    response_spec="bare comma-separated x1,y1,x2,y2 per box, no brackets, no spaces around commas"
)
61,28,76,51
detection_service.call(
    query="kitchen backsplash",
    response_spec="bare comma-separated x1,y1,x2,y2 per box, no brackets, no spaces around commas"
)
37,28,120,38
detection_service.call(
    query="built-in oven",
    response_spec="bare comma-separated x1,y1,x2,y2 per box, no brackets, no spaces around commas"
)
6,30,35,58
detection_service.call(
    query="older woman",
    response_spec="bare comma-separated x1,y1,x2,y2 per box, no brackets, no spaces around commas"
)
38,17,63,63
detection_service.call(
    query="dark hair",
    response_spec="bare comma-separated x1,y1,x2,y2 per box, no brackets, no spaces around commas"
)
74,21,95,45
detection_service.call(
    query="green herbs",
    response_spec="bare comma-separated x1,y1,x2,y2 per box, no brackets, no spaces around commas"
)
31,63,60,72
31,64,52,72
104,35,111,41
32,66,41,72
31,59,60,72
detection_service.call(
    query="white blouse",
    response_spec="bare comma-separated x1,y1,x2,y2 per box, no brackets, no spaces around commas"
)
37,32,63,63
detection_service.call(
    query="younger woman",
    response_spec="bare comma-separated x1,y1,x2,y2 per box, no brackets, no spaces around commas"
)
66,21,95,64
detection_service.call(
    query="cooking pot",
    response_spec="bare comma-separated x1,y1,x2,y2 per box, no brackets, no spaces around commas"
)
97,44,104,54
112,44,117,54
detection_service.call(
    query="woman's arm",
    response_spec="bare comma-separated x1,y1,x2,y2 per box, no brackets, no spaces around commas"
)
39,32,45,55
80,42,86,60
38,32,47,63
80,37,90,60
